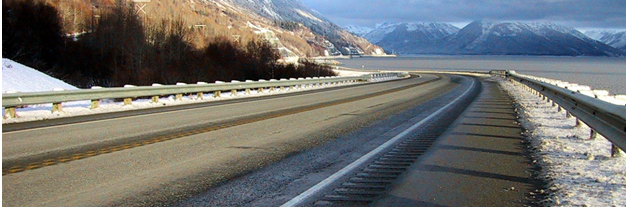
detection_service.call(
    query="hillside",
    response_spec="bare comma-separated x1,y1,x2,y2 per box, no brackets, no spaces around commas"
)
47,0,384,58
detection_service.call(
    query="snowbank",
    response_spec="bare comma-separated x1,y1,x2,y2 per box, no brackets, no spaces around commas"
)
2,58,78,93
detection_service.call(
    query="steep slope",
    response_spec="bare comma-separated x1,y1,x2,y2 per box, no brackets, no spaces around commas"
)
214,0,385,56
363,22,459,54
440,21,624,56
585,30,626,52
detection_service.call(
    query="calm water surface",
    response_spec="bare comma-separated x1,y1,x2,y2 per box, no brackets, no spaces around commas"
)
337,55,626,95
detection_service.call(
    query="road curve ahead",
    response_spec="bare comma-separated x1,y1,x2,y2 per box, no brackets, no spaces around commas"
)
3,74,467,206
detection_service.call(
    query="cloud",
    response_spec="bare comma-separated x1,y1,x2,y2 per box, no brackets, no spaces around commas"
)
300,0,626,30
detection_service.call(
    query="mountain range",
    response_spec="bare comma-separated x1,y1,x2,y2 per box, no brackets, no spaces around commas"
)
359,21,625,56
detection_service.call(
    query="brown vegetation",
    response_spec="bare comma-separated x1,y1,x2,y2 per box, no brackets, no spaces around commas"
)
2,0,336,88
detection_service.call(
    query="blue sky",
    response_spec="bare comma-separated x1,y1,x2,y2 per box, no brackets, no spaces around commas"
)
300,0,626,31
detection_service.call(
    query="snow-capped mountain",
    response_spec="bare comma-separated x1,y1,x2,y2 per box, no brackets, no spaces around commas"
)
362,22,459,54
584,30,626,52
362,20,624,56
344,25,373,36
440,21,624,56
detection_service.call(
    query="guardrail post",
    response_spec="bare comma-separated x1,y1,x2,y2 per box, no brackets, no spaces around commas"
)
611,145,622,157
214,91,221,98
258,87,264,93
175,94,183,101
197,92,204,100
151,96,159,103
589,129,598,140
5,107,16,118
90,86,102,109
123,85,136,105
231,90,238,96
91,99,100,109
245,88,251,94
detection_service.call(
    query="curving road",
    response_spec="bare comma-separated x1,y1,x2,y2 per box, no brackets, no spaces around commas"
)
3,73,478,206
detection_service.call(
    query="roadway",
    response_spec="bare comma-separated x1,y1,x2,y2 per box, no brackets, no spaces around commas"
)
2,73,451,206
2,73,542,206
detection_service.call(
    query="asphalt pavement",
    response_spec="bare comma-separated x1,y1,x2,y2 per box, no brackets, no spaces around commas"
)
372,76,544,207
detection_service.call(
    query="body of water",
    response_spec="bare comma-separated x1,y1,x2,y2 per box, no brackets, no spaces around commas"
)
337,55,626,95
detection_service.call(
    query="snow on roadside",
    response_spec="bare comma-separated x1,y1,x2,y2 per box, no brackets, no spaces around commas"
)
497,77,626,207
2,58,78,92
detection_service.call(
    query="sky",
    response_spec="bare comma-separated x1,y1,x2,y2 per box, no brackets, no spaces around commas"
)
300,0,626,31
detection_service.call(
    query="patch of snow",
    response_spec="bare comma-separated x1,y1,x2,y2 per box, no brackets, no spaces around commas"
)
498,77,625,207
294,9,322,23
405,23,418,32
344,25,373,36
2,59,78,93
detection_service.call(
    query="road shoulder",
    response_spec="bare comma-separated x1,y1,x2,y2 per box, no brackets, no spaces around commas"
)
372,76,544,206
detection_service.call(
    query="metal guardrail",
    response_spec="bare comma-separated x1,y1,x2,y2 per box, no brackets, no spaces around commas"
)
505,70,626,153
2,72,408,118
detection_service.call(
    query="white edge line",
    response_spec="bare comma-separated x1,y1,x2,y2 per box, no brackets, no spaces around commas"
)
280,77,476,207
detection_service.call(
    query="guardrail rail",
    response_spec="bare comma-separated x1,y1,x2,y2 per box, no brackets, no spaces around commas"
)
2,72,408,119
504,70,626,155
